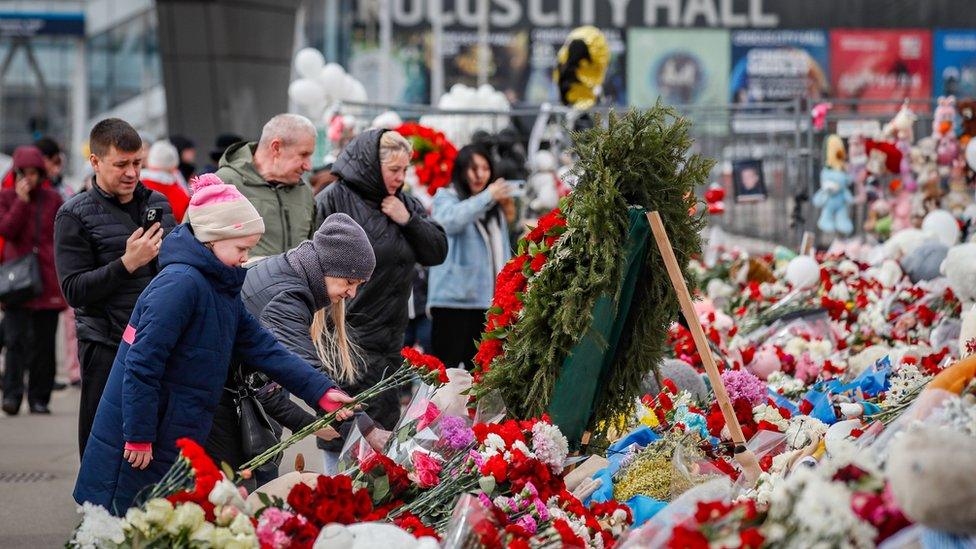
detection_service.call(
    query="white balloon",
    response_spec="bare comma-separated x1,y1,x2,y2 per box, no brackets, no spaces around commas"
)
967,138,976,170
348,79,368,103
318,63,346,100
288,78,326,109
922,209,961,247
294,48,325,79
785,255,821,289
334,74,358,102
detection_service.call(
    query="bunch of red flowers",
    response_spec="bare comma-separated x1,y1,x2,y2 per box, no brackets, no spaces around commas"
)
666,499,764,549
472,418,566,501
395,122,458,194
473,207,568,384
358,453,411,503
401,346,449,384
278,515,320,549
286,475,374,527
474,488,628,549
167,438,223,518
392,511,440,540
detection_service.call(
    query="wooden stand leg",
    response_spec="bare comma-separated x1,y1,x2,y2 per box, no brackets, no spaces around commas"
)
647,211,762,484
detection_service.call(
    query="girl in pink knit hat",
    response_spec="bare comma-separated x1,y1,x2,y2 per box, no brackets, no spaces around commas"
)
75,173,354,513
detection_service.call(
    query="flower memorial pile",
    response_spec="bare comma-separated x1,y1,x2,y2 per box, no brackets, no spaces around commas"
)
70,348,638,548
395,122,458,195
68,101,976,547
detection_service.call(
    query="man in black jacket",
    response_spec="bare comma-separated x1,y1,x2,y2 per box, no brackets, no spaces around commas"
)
315,129,448,435
54,118,176,458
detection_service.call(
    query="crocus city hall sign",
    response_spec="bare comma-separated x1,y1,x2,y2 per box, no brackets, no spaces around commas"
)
359,0,781,29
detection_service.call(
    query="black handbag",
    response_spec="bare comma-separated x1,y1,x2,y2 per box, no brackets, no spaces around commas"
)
0,195,43,306
235,369,279,460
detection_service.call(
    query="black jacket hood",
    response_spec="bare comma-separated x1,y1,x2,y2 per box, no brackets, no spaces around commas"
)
332,128,390,204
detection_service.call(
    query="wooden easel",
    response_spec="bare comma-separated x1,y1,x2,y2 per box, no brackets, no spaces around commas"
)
647,211,762,483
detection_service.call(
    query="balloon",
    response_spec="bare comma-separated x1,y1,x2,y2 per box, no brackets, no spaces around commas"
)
288,78,325,109
746,346,781,380
966,138,976,170
318,63,346,100
922,209,961,247
785,255,820,289
294,48,325,79
348,78,368,103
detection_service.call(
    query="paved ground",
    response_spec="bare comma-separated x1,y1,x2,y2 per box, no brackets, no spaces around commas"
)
0,386,319,547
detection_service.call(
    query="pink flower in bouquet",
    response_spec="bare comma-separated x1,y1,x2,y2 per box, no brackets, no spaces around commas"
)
795,352,821,383
515,514,538,535
256,507,294,549
411,451,443,488
720,369,767,405
416,401,441,432
439,416,475,450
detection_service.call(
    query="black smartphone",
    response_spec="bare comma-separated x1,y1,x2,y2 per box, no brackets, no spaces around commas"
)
141,207,164,231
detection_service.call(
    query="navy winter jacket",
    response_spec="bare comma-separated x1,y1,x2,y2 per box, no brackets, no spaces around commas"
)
73,224,335,514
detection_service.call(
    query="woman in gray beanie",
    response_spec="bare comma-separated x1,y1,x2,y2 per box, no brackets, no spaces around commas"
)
205,212,376,484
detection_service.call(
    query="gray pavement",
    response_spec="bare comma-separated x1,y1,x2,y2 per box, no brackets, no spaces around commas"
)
0,387,82,548
0,386,320,548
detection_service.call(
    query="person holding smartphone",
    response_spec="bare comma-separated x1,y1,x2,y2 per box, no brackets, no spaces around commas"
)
54,119,177,456
0,146,67,415
428,144,513,369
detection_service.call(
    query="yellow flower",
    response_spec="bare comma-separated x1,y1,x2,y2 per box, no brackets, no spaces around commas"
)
640,409,660,428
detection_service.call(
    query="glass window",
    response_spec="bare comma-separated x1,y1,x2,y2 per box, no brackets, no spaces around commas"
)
0,36,74,154
87,10,161,115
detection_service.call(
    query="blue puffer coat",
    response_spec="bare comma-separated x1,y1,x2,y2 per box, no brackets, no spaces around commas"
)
73,224,335,514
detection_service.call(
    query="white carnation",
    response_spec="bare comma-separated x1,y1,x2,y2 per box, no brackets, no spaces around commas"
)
71,503,125,549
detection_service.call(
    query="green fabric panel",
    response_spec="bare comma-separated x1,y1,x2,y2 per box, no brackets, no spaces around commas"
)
548,208,651,445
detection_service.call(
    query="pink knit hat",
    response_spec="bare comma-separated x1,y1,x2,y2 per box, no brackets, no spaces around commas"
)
186,173,265,242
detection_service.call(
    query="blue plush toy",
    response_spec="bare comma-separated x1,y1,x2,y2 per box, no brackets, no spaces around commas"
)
813,167,854,235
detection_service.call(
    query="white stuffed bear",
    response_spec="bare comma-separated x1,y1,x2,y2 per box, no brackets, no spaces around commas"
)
314,523,439,549
881,228,932,261
887,426,976,535
941,243,976,307
527,150,561,215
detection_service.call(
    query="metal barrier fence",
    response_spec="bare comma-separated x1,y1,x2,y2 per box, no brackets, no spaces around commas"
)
331,97,941,250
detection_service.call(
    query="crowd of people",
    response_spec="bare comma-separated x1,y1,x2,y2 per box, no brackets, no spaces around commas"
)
0,112,527,513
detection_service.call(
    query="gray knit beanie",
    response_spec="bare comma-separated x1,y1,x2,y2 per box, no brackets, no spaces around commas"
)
313,213,375,280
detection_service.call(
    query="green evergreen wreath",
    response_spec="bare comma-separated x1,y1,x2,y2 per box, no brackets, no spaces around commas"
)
475,105,712,436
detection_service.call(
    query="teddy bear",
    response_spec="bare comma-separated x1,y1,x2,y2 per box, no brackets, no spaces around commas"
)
883,99,917,143
943,157,973,216
887,424,976,537
932,95,957,139
526,149,561,217
958,99,976,146
315,523,439,549
813,163,854,235
940,243,976,307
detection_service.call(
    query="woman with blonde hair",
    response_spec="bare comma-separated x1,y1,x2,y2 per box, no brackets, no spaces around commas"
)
205,212,375,483
315,129,448,466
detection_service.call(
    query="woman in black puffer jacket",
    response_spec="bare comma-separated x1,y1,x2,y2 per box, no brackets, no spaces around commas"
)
315,129,448,437
205,213,376,484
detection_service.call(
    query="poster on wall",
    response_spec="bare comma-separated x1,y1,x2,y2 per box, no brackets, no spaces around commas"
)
830,29,932,113
934,30,976,99
627,28,730,109
523,27,627,106
730,30,830,104
348,28,431,104
348,27,530,105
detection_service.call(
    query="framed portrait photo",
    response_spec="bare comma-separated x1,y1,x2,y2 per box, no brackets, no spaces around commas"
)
732,159,767,203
